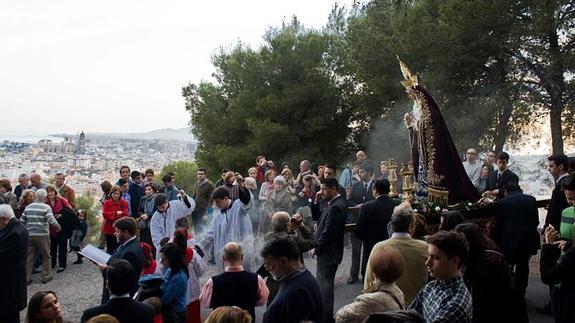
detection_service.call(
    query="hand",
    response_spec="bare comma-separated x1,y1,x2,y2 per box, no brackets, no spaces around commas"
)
309,249,316,258
404,113,413,128
236,175,245,189
491,189,500,196
97,264,108,273
314,191,324,204
291,213,303,227
544,225,560,244
55,213,62,219
179,189,186,196
116,211,122,216
553,240,568,252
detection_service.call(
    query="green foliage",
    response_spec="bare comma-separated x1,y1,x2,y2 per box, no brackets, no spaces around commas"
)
159,161,198,194
76,194,101,245
184,17,357,173
185,0,574,168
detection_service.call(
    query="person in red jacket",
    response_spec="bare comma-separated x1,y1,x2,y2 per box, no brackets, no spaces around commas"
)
102,185,129,254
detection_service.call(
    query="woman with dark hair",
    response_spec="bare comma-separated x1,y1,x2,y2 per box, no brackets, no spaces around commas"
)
138,182,158,251
101,185,129,255
172,229,206,323
160,242,190,323
25,291,64,323
438,210,465,231
455,223,519,323
45,184,75,273
99,181,112,205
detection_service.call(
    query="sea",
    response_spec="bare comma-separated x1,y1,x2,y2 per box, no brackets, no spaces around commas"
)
0,134,64,144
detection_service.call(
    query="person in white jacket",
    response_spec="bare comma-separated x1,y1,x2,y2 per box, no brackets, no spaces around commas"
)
151,190,195,259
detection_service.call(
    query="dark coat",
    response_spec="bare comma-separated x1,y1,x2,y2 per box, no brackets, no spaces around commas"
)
540,244,575,323
355,196,400,253
102,237,145,303
348,181,374,206
492,192,540,257
81,297,155,323
463,249,518,323
486,169,519,199
311,195,347,265
0,218,29,311
544,175,570,231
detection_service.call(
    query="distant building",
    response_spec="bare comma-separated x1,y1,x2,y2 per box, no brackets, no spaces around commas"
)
76,131,86,154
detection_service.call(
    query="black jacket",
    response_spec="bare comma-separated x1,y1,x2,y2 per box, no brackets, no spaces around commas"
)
540,244,575,323
102,237,145,304
348,181,374,206
492,192,540,257
81,297,155,323
355,195,400,253
311,195,347,265
544,175,570,231
486,169,519,199
0,218,29,312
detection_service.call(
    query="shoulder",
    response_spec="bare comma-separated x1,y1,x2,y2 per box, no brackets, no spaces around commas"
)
81,304,106,321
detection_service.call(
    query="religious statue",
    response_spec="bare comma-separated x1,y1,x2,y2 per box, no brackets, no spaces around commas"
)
399,57,478,205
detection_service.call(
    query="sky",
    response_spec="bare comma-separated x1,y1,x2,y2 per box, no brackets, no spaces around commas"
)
1,0,354,135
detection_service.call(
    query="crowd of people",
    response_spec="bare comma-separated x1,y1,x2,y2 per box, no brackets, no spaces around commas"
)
1,151,575,323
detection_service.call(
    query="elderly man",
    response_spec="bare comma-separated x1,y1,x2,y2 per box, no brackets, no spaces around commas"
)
55,172,76,209
0,205,29,323
463,148,482,188
20,189,60,284
260,211,316,303
200,242,268,321
364,207,428,305
14,173,30,200
29,173,48,191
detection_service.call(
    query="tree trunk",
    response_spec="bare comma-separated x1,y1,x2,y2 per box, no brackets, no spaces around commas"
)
549,102,564,155
493,101,513,153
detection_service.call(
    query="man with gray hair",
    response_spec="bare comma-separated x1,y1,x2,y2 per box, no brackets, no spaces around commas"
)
20,189,60,283
14,173,30,200
363,205,428,304
0,205,29,323
259,211,316,304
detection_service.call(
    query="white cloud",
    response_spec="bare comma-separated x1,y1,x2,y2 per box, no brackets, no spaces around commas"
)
1,0,353,134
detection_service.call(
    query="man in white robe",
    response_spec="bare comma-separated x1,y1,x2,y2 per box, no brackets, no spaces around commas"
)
197,177,254,272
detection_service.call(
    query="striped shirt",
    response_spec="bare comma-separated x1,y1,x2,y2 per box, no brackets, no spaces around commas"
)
20,202,59,236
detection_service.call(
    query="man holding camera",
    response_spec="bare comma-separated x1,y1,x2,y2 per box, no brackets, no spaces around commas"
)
255,156,275,185
258,211,317,304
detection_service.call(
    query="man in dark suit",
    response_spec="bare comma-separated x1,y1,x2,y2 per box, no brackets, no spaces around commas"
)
347,161,375,284
486,151,519,199
311,177,347,323
0,205,29,323
355,178,400,280
82,259,155,323
99,217,145,304
492,182,540,297
544,154,570,230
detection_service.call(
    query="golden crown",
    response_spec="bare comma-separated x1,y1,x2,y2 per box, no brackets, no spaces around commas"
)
397,55,419,89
